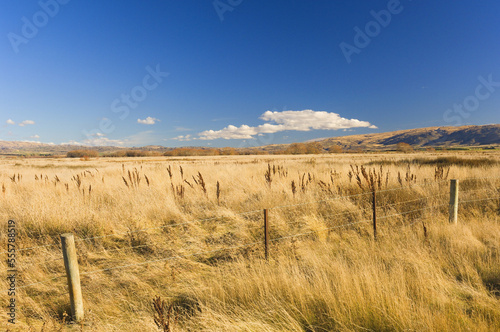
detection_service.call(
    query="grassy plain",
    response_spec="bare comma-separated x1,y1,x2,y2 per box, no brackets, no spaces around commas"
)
1,151,499,331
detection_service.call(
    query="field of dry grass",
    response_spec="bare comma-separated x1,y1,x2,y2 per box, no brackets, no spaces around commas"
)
1,151,499,331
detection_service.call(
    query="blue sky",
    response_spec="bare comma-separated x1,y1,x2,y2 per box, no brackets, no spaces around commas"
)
1,0,499,148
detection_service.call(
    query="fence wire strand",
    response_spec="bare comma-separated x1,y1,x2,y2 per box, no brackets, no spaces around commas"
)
78,241,261,276
460,196,500,204
0,242,61,256
269,219,372,243
1,275,66,294
2,176,499,293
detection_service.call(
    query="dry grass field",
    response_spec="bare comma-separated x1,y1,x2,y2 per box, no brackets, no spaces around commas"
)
1,151,500,331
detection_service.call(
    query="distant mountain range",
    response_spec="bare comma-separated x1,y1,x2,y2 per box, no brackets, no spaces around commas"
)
1,124,499,156
313,124,500,151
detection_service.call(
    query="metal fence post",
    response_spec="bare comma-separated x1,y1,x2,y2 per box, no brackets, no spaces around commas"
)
372,189,377,240
264,209,269,260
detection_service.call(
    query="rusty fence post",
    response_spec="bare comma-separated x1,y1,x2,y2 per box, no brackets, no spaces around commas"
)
264,209,269,260
372,189,377,241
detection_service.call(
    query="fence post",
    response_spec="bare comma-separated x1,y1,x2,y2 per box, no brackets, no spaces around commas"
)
264,209,269,260
449,179,459,224
372,189,377,241
60,233,84,322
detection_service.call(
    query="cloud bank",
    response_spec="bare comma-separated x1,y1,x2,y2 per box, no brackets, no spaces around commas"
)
65,131,158,147
5,119,35,126
64,132,125,146
138,117,159,125
19,120,35,127
176,110,377,141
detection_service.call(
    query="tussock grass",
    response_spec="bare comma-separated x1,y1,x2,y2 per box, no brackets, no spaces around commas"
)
369,156,499,167
0,152,499,331
184,218,500,331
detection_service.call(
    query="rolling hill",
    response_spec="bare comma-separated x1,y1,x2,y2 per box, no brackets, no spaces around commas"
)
0,124,499,156
313,124,500,151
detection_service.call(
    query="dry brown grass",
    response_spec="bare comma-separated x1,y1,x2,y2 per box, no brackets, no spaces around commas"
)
0,151,499,331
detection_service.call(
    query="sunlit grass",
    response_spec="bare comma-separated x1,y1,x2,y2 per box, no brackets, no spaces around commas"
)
0,151,499,331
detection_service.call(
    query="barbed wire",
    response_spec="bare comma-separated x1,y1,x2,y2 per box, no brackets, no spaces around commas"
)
0,242,61,256
11,244,153,270
53,190,377,245
460,187,498,194
378,203,450,221
269,192,372,211
269,219,372,243
1,275,66,294
6,217,387,288
283,206,372,227
73,209,264,245
14,256,63,269
1,221,373,292
2,177,498,257
2,188,498,293
462,176,500,181
405,217,425,228
376,179,449,195
88,244,152,255
459,196,500,204
78,241,261,276
237,209,265,216
375,194,447,210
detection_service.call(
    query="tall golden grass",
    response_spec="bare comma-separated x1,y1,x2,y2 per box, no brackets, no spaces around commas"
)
0,151,499,331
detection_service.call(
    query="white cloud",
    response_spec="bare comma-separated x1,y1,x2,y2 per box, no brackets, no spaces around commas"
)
21,140,41,144
30,134,40,139
260,110,377,131
19,120,35,127
19,139,54,145
172,134,193,141
174,126,193,132
65,131,158,147
6,119,15,125
123,130,158,146
63,133,125,147
191,110,377,140
137,117,159,125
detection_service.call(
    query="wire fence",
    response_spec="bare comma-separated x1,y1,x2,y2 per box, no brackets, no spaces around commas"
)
1,177,499,295
3,176,497,256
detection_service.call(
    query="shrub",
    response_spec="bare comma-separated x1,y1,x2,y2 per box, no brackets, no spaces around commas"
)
396,142,413,152
329,145,343,153
367,157,498,167
66,150,99,158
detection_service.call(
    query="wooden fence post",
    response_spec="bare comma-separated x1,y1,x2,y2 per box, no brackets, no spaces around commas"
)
449,179,459,224
60,233,84,322
264,209,269,260
372,189,377,241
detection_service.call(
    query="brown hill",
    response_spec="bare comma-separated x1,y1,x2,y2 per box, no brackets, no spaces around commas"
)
0,124,499,156
314,124,500,151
